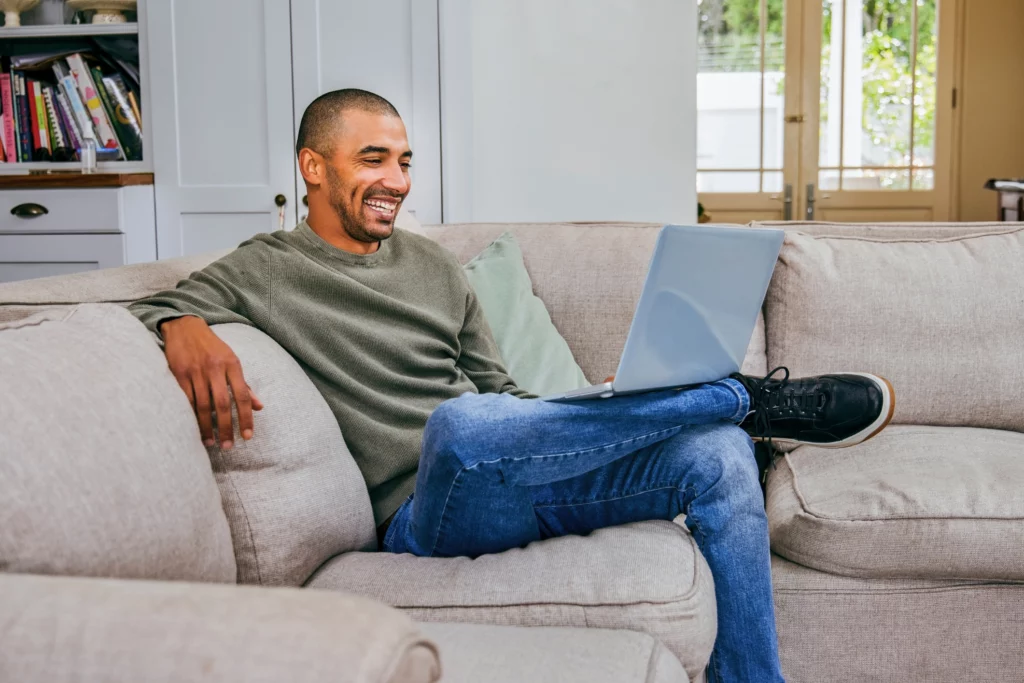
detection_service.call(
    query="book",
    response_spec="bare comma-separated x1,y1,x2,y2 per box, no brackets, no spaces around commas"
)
0,115,5,162
101,72,142,161
25,78,42,157
15,73,32,161
127,90,141,133
54,88,81,153
1,74,17,163
90,66,127,158
53,61,95,145
65,53,121,158
29,79,50,156
42,87,66,150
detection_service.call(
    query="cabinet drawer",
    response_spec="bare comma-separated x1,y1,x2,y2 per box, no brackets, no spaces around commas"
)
0,233,125,283
0,189,123,234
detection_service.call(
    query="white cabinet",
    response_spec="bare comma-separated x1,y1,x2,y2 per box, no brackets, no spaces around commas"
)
0,184,156,283
147,0,297,258
149,0,442,258
290,0,442,225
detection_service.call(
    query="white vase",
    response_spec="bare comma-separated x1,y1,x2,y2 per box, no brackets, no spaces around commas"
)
0,0,41,27
65,0,136,24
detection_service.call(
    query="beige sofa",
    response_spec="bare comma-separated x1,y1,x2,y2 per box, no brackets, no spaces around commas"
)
1,220,1022,682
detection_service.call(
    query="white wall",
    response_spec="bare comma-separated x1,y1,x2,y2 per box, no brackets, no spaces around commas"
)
439,0,697,224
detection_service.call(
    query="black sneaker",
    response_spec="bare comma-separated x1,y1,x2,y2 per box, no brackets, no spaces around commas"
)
730,367,895,449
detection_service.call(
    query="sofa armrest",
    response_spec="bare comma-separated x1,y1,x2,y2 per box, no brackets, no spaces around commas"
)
0,573,440,683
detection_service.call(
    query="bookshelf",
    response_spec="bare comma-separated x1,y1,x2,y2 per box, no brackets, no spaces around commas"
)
0,10,150,177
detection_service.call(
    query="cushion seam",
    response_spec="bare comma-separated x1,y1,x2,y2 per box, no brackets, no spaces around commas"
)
794,226,1024,244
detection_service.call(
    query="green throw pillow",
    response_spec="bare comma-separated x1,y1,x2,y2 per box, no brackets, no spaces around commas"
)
463,232,591,396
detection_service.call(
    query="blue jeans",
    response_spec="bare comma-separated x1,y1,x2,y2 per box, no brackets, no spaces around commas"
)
384,379,784,683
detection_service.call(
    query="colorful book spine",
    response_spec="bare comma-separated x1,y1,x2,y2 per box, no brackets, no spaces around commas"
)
90,67,126,157
15,74,33,161
127,90,141,133
15,75,28,161
66,53,121,158
29,79,50,154
101,73,142,161
55,89,81,153
0,74,17,163
0,115,5,162
42,87,66,150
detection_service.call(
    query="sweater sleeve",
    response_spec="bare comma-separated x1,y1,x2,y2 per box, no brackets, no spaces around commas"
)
456,288,537,399
128,240,271,340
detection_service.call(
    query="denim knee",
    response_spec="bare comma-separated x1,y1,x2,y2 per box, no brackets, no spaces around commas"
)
679,423,760,499
423,392,518,469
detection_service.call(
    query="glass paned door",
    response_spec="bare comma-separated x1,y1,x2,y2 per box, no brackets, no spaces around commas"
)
697,0,954,223
696,0,801,223
801,0,952,221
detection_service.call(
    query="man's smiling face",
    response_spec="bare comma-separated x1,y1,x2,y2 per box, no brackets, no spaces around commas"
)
324,109,412,243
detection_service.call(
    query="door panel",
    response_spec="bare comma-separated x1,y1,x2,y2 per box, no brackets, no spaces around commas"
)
290,0,442,224
149,0,296,258
800,0,954,221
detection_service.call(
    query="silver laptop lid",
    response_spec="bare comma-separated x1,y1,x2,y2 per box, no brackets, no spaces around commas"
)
612,224,784,394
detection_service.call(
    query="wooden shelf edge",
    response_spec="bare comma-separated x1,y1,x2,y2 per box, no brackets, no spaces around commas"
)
0,172,154,188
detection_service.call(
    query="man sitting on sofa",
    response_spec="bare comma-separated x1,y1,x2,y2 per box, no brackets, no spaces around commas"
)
130,89,894,683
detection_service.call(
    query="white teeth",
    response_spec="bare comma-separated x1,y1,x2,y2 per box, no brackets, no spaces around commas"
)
365,199,396,213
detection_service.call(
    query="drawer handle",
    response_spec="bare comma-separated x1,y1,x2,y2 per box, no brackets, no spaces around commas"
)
11,203,49,218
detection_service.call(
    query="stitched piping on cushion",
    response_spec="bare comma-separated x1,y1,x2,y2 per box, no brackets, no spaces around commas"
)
378,634,441,683
0,299,135,306
774,581,1024,596
802,225,1024,245
221,461,262,584
0,303,80,330
771,541,1024,582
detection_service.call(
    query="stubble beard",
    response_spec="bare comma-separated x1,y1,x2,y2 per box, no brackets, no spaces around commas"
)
327,166,395,244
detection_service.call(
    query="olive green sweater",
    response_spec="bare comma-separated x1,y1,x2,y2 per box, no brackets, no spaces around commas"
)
130,223,533,524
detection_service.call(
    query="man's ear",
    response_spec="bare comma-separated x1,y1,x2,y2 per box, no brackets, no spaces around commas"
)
298,148,326,187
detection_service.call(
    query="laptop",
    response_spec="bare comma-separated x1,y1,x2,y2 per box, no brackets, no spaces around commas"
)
542,224,784,403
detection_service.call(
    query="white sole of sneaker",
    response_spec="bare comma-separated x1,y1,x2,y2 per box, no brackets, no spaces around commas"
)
758,373,896,450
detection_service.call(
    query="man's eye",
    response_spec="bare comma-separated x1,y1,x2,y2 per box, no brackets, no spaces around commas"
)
365,158,382,165
400,163,412,170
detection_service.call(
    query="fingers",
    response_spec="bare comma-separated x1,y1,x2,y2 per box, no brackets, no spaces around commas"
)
191,373,216,448
226,363,255,441
209,369,235,451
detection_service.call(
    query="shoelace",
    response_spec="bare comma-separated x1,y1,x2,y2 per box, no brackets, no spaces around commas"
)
746,366,791,457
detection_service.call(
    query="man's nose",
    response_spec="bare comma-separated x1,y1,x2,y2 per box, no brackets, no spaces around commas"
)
382,161,411,194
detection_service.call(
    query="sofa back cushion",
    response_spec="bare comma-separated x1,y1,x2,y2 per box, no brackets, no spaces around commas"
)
0,305,237,582
426,222,768,381
765,226,1024,431
206,324,377,586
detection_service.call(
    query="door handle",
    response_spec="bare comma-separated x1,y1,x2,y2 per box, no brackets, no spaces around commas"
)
274,194,287,207
769,184,794,221
11,202,48,218
805,184,816,220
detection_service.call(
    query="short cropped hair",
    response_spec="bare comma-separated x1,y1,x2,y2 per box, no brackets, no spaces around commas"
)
295,88,400,158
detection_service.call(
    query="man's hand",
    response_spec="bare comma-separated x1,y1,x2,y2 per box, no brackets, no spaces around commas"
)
160,316,263,450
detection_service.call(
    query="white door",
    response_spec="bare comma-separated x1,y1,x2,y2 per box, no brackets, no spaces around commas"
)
290,0,442,225
148,0,297,258
438,0,697,224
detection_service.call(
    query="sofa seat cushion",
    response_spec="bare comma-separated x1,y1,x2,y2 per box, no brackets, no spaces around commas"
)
765,227,1024,432
205,324,377,587
421,622,688,683
0,305,236,582
771,554,1024,683
767,425,1024,580
306,520,716,682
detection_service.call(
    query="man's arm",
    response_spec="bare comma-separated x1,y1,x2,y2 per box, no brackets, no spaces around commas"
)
456,288,537,399
128,242,272,449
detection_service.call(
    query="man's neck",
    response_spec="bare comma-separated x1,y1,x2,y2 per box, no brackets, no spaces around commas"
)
306,212,380,255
